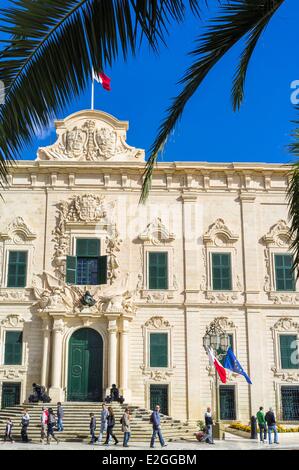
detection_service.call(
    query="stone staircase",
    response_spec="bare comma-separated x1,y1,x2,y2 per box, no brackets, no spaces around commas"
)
0,402,198,443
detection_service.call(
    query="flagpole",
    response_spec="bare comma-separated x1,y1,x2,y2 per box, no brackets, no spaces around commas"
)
91,72,95,110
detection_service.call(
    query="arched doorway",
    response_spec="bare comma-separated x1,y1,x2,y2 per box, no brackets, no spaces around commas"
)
67,328,103,402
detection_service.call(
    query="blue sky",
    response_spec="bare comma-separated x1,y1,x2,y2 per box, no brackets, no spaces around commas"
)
2,0,299,164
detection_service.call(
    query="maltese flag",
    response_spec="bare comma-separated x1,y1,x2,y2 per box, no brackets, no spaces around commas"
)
207,347,227,384
93,70,111,91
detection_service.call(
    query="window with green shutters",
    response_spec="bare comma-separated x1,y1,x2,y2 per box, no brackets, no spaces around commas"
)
150,333,168,367
65,238,107,285
7,251,27,288
4,331,23,365
275,254,295,291
212,253,232,291
280,335,299,369
148,252,168,290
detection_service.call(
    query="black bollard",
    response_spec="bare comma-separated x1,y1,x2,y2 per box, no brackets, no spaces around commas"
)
250,416,258,439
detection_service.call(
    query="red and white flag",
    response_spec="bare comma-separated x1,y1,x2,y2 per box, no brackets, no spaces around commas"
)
207,347,227,384
93,70,111,91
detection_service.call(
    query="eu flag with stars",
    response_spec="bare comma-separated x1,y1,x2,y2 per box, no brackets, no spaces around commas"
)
224,347,252,384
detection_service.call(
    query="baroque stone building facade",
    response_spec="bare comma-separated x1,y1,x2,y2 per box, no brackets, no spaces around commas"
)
0,109,299,423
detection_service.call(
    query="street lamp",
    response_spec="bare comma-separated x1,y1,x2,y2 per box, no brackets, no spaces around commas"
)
203,321,229,439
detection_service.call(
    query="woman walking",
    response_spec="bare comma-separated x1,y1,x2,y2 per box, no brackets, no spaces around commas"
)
40,407,48,444
105,407,119,446
46,408,59,445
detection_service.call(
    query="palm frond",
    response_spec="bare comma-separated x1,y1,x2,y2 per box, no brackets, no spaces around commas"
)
140,0,285,203
288,124,299,277
0,0,203,183
232,2,281,110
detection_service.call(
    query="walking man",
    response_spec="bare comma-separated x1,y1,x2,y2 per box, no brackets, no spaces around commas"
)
121,408,131,447
89,413,97,445
257,406,267,443
47,408,59,444
150,405,167,448
57,402,64,432
265,407,279,445
21,409,30,443
204,407,214,444
97,403,109,445
104,407,119,446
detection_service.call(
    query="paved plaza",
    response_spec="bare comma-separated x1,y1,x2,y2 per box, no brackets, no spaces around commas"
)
0,433,299,451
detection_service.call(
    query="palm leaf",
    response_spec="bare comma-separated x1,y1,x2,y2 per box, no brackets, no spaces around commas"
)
140,0,285,203
288,124,299,277
0,0,202,183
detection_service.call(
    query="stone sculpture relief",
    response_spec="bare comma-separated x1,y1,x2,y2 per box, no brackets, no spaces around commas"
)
38,111,144,162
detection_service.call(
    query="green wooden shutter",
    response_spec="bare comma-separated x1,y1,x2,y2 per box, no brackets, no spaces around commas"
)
76,239,100,257
275,254,295,291
212,253,232,291
66,256,77,284
7,251,27,288
4,331,23,365
150,333,168,367
98,255,107,285
280,335,298,369
149,252,168,290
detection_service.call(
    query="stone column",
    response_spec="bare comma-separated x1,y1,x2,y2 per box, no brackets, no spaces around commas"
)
49,318,64,402
240,194,264,417
119,317,131,403
107,318,118,394
246,309,267,416
41,317,51,389
181,194,202,423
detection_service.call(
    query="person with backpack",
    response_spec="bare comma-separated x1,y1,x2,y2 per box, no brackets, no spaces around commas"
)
57,402,64,432
89,413,97,445
121,408,131,447
40,407,49,444
4,418,14,443
46,408,59,444
265,407,279,445
150,404,167,448
104,407,119,446
21,409,30,443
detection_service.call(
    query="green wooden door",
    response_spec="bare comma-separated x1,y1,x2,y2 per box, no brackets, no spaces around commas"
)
150,384,169,415
1,383,21,409
67,328,103,402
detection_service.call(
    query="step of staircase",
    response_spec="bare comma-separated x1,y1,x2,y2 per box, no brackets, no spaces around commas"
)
0,403,198,443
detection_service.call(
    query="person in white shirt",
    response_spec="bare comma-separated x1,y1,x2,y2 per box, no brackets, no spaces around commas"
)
204,407,215,445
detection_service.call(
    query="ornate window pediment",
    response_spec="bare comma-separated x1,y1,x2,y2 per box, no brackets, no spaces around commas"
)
144,316,171,329
206,316,237,332
203,218,239,247
0,217,36,243
272,317,299,332
262,220,293,248
138,218,175,245
1,314,24,328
